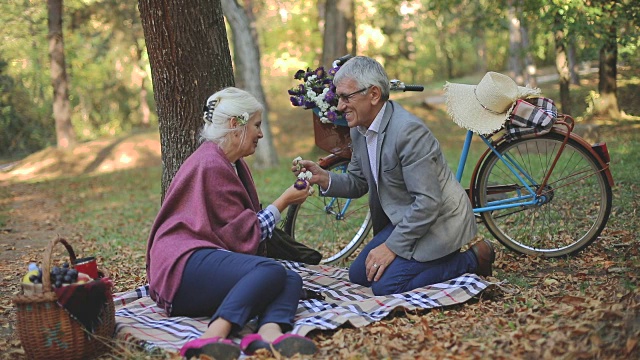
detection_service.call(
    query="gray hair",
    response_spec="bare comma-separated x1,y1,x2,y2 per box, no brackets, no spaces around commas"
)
199,87,264,145
333,56,390,101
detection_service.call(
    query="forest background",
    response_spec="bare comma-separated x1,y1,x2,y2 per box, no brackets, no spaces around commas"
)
1,0,640,358
1,0,639,162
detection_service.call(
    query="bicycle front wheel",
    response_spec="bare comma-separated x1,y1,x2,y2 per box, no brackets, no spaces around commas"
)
284,160,372,265
475,132,612,257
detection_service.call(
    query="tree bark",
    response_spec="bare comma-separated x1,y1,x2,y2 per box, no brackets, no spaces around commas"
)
597,24,620,118
322,0,353,68
554,24,571,115
221,0,278,168
47,0,76,149
138,0,235,200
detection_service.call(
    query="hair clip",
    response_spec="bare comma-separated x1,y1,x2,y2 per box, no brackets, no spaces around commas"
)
235,112,250,125
203,98,221,123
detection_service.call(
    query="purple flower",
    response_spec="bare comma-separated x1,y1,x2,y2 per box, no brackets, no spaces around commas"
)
288,62,345,124
324,90,336,104
326,110,340,123
288,84,305,95
305,70,314,80
294,69,306,80
294,179,308,190
290,96,305,106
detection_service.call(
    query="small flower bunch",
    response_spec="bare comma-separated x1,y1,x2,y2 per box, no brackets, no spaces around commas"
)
293,156,313,191
288,63,342,124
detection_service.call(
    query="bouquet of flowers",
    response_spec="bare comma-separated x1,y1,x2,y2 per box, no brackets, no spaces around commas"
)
288,62,342,124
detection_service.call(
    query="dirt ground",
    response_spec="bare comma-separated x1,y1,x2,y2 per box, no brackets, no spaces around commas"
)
0,131,162,358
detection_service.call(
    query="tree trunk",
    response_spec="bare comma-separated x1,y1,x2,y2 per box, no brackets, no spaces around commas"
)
507,0,524,84
554,25,571,115
322,0,353,68
132,41,151,127
435,16,453,79
138,0,235,200
47,0,76,149
568,40,580,85
221,0,278,168
597,25,620,118
521,23,537,88
475,30,487,74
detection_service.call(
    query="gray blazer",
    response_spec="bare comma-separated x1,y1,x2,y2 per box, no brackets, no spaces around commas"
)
326,101,477,262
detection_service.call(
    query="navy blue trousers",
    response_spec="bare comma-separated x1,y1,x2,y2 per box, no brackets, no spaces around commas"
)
349,223,478,295
171,249,302,334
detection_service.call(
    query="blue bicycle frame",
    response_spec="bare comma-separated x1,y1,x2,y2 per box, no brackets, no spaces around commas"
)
455,130,546,213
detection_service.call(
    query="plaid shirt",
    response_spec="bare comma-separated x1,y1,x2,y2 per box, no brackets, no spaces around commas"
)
257,204,281,241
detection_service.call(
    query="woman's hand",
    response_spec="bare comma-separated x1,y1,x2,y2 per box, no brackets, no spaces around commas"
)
272,183,312,214
291,159,330,190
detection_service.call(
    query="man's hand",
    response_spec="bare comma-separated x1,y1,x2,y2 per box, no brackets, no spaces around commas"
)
366,243,396,282
291,159,330,190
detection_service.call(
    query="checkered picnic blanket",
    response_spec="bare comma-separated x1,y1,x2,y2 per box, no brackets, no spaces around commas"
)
114,261,493,354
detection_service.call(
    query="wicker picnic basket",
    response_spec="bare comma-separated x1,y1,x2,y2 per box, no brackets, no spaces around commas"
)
12,237,115,360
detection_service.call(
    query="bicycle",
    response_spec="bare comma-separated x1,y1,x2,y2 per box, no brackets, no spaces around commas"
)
283,82,613,265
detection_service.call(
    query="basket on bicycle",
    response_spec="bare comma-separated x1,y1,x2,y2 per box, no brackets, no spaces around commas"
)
312,109,352,157
12,237,115,360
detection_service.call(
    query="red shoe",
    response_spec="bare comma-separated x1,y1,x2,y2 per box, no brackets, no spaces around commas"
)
179,336,240,360
240,333,271,355
272,333,317,357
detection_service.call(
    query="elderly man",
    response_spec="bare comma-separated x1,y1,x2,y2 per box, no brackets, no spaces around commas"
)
295,56,495,295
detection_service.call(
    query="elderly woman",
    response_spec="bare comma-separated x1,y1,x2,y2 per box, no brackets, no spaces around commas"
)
146,87,317,359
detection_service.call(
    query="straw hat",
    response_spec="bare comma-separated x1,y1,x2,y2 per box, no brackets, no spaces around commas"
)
444,72,541,135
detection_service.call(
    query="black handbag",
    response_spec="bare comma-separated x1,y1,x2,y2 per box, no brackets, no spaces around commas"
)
266,228,322,265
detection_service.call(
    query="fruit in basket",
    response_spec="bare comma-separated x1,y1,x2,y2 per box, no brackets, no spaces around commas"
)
49,264,80,288
76,272,92,284
22,269,40,284
22,263,42,284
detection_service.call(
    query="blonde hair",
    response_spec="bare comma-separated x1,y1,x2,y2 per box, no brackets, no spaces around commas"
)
199,87,264,146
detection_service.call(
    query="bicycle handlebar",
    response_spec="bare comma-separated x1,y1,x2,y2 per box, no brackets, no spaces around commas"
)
333,56,425,92
334,54,354,67
402,84,425,92
390,79,424,92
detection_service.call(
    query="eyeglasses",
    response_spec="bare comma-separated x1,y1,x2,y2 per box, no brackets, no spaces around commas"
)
336,87,370,103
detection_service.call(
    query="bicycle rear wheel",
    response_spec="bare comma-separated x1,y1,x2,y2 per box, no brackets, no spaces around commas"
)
475,132,612,257
284,160,372,264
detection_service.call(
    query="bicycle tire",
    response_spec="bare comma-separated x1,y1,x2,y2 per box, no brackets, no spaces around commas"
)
284,160,372,264
475,132,612,257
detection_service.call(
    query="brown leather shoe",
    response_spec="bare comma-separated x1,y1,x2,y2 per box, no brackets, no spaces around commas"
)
470,239,495,277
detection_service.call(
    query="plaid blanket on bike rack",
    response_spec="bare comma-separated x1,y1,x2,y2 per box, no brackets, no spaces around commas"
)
506,97,558,140
113,261,494,354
